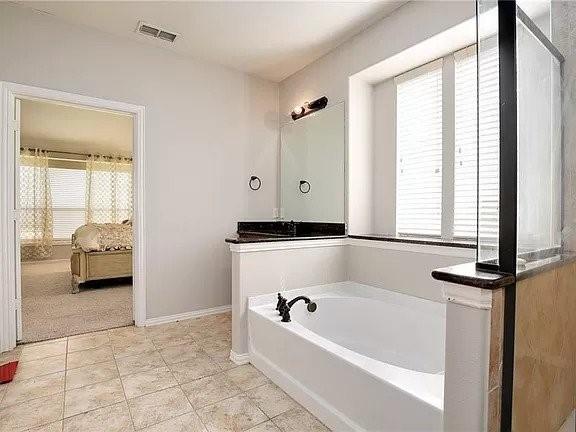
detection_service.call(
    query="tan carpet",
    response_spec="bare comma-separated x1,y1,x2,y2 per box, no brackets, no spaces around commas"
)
21,260,133,343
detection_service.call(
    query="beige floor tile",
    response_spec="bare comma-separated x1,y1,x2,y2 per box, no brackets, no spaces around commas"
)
168,353,221,384
67,333,110,353
128,386,192,430
0,392,64,432
1,371,65,407
65,361,119,390
68,330,108,340
116,350,166,376
121,366,178,399
109,332,149,350
0,347,22,364
63,401,133,432
113,339,156,359
67,345,114,370
246,383,297,418
271,406,329,432
20,340,67,362
159,343,203,365
225,365,269,391
150,330,195,350
27,420,63,432
141,411,207,432
246,421,282,432
212,356,240,371
180,373,242,409
197,394,268,432
14,355,66,381
64,378,125,418
199,339,231,360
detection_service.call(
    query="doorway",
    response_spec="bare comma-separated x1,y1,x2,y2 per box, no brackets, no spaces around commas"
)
0,82,146,351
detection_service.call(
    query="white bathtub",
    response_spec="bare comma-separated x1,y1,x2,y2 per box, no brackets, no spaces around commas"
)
248,282,445,432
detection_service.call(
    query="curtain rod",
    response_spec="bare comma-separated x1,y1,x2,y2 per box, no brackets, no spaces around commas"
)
20,148,132,161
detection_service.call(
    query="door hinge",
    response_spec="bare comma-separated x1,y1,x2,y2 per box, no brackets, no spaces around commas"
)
10,119,20,132
12,210,19,222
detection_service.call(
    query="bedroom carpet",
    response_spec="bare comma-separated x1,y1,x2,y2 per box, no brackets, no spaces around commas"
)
21,260,133,343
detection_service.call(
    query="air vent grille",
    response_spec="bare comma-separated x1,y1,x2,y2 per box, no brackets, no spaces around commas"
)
136,21,178,43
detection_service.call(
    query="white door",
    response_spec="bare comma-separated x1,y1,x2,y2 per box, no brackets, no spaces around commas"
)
12,98,22,341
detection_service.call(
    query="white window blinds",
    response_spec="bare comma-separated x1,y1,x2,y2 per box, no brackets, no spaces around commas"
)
395,60,443,237
454,43,500,241
454,46,479,238
49,167,86,240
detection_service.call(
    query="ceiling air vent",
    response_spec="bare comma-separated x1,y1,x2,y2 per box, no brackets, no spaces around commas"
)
136,21,178,43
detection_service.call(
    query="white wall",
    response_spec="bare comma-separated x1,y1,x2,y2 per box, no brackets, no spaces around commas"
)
280,1,475,234
279,1,475,118
0,4,279,319
372,79,396,235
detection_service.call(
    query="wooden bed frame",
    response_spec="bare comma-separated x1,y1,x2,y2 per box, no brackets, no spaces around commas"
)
70,248,132,293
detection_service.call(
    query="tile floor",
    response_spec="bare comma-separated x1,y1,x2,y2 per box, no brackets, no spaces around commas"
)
0,312,330,432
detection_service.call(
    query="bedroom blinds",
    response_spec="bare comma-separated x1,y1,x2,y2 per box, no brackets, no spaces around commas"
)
86,156,133,224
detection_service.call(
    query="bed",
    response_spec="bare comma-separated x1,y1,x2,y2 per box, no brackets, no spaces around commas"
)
70,222,132,293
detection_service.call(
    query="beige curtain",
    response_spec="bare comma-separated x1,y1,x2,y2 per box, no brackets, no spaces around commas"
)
86,155,133,224
20,148,53,260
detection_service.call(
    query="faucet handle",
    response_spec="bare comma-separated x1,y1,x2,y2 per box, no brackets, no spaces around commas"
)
277,298,288,316
276,293,285,311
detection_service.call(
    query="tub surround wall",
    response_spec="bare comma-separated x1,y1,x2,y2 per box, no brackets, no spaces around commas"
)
347,239,473,303
230,238,348,361
513,261,576,432
230,237,474,359
441,282,494,432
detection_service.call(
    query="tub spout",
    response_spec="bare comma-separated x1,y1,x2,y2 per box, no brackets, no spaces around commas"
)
281,296,317,322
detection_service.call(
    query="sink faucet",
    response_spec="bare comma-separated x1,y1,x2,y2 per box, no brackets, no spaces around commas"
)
278,295,317,322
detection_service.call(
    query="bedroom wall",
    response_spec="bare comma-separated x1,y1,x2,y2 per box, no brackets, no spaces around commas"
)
0,3,279,319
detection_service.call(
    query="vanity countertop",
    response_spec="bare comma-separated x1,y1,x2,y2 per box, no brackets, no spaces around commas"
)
225,233,347,244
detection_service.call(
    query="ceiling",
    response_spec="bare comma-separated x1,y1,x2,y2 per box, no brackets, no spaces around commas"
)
20,99,133,157
18,1,406,82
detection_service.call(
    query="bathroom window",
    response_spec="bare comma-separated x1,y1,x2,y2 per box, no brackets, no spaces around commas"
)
394,45,498,241
395,60,443,237
454,44,499,241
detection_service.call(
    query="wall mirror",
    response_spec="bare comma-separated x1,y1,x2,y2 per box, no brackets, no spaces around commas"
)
280,102,345,222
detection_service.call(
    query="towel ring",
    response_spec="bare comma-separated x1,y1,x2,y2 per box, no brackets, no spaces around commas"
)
299,180,311,194
249,176,261,191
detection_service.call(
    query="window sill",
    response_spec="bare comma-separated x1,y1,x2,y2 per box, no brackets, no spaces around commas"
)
348,234,476,249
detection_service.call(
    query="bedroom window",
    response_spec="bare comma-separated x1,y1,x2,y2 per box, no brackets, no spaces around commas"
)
50,167,87,240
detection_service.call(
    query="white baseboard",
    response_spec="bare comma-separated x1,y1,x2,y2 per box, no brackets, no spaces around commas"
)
250,348,364,432
144,305,231,327
229,350,250,365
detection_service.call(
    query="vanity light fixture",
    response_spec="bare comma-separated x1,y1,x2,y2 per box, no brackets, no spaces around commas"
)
291,96,328,121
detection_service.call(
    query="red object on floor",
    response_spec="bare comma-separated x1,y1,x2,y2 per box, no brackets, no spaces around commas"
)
0,361,18,384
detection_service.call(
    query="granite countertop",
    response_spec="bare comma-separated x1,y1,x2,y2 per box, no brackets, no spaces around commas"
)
225,234,347,244
349,234,475,249
431,262,515,290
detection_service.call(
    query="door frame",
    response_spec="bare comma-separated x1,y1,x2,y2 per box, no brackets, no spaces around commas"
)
0,82,146,352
